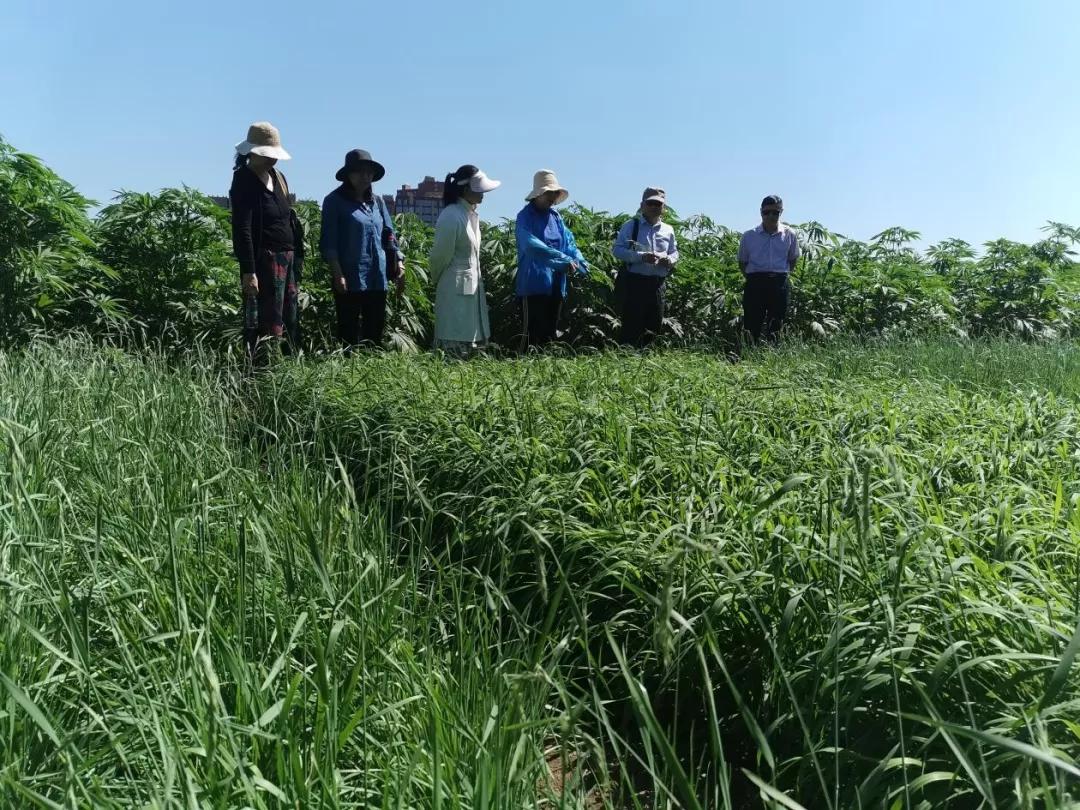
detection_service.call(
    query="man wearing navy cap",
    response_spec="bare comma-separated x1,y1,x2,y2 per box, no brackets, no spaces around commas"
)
737,195,800,343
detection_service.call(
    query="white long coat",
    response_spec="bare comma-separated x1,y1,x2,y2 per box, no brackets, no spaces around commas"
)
429,200,490,345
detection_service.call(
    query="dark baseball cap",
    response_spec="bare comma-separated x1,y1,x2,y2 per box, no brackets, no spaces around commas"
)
760,195,783,208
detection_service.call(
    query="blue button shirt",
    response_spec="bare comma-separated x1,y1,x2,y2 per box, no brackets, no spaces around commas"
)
738,224,800,274
320,188,398,292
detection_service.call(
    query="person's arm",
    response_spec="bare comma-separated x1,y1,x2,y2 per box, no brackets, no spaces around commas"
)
562,221,589,275
230,182,257,276
737,233,750,275
381,197,405,270
515,212,574,265
611,219,642,265
658,226,679,269
320,195,347,292
787,232,801,272
428,208,458,286
230,178,262,295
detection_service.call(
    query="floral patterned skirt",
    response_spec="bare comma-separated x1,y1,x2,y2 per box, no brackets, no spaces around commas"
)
243,249,299,357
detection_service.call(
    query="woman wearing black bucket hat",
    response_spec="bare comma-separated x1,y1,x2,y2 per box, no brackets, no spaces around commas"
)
319,149,405,349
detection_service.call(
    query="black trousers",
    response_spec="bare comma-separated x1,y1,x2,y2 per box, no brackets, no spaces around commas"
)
520,294,564,349
335,290,387,348
742,272,790,343
619,273,666,347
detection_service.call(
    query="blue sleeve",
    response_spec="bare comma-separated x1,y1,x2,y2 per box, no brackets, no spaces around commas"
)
516,211,573,265
379,196,403,260
737,232,750,265
612,219,640,264
563,223,588,275
320,195,339,261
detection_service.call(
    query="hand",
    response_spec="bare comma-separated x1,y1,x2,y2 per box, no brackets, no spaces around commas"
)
241,273,259,296
393,272,405,294
642,252,658,265
332,274,348,294
657,256,672,268
568,261,579,273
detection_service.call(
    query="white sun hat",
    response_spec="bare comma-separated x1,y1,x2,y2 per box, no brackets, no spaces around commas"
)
235,121,291,160
525,169,569,204
458,169,501,193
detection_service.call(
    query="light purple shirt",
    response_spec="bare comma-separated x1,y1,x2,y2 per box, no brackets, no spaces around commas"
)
738,224,800,274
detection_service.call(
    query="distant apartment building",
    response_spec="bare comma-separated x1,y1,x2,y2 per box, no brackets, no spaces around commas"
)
393,176,445,226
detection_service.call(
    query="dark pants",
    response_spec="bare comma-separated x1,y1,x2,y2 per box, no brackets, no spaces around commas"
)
244,249,300,363
519,294,564,350
742,272,790,343
619,272,666,347
335,290,387,349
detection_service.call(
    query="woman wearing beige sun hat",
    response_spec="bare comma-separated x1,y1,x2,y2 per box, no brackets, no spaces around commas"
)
514,170,589,349
229,121,303,361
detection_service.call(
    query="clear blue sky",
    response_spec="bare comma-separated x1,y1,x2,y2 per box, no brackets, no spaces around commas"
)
3,0,1078,248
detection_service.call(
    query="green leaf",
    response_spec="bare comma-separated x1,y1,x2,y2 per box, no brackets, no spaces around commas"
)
0,672,62,748
742,770,809,810
1040,616,1080,710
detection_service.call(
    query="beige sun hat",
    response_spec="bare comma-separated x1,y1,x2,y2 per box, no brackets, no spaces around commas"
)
235,121,291,160
525,169,569,204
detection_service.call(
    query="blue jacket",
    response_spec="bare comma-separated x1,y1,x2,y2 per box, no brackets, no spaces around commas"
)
514,204,588,298
320,187,398,292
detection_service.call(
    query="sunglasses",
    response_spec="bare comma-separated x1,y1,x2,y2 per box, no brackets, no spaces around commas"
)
761,209,782,216
643,200,664,207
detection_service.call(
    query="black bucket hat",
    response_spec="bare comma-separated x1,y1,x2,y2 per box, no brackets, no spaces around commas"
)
335,149,386,182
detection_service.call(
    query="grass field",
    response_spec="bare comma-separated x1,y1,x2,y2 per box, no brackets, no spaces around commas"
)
1,339,1078,808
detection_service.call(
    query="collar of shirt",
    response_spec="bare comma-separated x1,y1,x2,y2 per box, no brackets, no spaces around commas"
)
754,223,788,236
637,215,666,230
337,186,374,208
239,167,278,197
458,200,479,231
528,202,558,220
523,204,560,235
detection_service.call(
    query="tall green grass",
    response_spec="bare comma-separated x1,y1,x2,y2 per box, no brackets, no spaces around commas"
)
0,345,561,808
1,339,1079,807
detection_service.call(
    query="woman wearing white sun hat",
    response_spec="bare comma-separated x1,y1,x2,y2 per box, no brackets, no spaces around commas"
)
428,165,501,355
229,121,302,360
514,169,589,349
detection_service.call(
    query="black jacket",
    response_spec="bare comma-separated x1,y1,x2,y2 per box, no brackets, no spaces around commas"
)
229,167,296,276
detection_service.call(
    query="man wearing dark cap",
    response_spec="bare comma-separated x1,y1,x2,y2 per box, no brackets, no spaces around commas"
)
737,195,800,343
611,187,679,346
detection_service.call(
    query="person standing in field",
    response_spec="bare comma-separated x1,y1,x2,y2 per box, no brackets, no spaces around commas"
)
611,187,679,347
229,121,303,361
514,170,589,349
320,149,404,351
738,194,800,344
429,165,501,356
